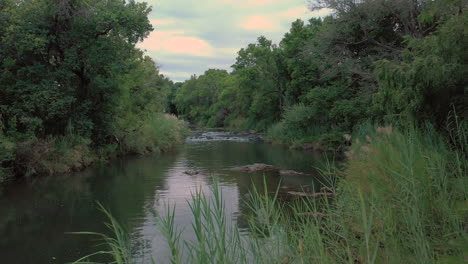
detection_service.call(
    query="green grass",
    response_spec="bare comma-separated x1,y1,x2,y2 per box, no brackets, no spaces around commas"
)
76,124,467,263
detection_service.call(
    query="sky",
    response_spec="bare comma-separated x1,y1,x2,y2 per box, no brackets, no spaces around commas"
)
137,0,331,82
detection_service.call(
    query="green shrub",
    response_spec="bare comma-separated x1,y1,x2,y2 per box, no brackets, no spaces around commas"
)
14,135,95,177
225,116,250,132
0,132,15,182
266,104,337,148
120,114,189,154
1,114,188,178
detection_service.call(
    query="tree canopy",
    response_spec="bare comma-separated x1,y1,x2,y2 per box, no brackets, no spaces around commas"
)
0,0,157,141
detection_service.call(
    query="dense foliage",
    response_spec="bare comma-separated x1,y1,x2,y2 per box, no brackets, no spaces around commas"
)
0,0,187,180
173,0,467,149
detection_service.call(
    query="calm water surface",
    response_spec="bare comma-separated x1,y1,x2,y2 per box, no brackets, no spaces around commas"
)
0,131,325,264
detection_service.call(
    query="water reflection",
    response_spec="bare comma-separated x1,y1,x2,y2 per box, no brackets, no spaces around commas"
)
0,132,325,264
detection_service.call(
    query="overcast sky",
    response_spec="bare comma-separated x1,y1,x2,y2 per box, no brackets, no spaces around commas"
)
136,0,331,82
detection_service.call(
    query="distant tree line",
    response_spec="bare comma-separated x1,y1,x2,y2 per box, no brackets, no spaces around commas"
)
173,0,467,149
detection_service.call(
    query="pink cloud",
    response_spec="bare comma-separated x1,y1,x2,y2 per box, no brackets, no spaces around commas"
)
240,15,278,31
138,31,214,56
163,36,213,56
223,0,287,6
247,0,285,6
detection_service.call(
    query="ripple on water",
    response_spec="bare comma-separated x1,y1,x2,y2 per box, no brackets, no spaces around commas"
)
0,130,324,264
186,131,262,143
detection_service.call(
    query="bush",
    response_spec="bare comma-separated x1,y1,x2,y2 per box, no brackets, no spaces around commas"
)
225,116,250,132
266,104,336,148
1,114,189,179
267,104,313,143
0,132,15,182
13,135,95,177
120,114,189,154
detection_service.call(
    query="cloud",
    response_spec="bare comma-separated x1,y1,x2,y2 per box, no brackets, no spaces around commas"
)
138,30,214,57
160,71,196,80
162,36,213,56
223,0,291,7
149,19,175,26
310,8,333,17
247,0,287,6
280,7,310,19
240,15,279,31
137,0,332,81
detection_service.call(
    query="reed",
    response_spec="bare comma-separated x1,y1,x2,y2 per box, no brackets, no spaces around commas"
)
69,203,133,264
76,125,467,263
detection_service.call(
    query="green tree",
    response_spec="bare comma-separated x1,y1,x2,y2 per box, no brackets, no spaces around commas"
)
0,0,153,141
175,69,230,126
231,36,286,130
280,18,322,104
375,11,467,124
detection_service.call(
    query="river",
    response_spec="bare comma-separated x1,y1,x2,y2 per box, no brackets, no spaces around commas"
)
0,130,326,263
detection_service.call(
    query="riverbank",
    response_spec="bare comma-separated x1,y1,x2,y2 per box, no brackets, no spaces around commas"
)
77,125,467,264
0,114,189,183
0,127,324,263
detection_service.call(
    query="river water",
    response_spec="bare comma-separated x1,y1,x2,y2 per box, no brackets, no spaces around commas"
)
0,131,326,264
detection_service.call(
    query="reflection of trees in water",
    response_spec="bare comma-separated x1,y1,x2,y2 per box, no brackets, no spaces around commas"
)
175,141,328,231
0,140,325,264
0,153,178,264
183,141,325,175
0,172,97,263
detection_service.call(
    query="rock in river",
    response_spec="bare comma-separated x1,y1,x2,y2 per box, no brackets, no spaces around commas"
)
279,170,308,176
229,164,309,176
184,170,200,175
229,163,278,172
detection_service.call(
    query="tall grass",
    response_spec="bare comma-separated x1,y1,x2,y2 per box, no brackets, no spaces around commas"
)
69,203,133,264
78,125,467,263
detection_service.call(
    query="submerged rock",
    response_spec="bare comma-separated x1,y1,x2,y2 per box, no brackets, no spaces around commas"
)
183,170,200,175
228,164,309,175
279,170,308,176
229,163,278,172
302,142,325,151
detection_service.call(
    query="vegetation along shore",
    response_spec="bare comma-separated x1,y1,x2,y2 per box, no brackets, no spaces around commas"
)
0,0,466,263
